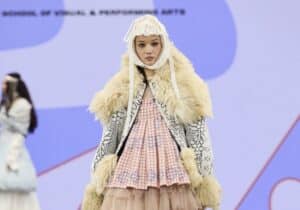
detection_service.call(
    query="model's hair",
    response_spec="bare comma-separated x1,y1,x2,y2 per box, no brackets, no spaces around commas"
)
137,66,148,85
1,72,38,133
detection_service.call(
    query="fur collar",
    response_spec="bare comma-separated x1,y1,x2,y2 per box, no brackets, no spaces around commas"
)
89,45,213,125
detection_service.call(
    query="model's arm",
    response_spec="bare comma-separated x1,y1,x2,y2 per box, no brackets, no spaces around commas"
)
0,99,31,135
82,109,126,210
184,117,221,210
91,109,126,172
0,99,31,171
184,117,214,176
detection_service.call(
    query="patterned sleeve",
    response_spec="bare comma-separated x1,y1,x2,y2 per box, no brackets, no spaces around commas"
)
184,117,214,176
91,109,126,172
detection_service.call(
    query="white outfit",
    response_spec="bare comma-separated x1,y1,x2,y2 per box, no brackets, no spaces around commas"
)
0,98,40,210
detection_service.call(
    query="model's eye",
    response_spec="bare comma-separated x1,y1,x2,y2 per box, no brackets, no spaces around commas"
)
138,43,145,48
151,42,160,47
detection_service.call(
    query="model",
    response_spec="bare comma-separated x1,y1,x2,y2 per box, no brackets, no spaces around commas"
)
83,15,221,210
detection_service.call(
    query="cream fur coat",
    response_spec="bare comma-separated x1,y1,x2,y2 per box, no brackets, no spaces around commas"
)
82,45,221,210
89,45,213,126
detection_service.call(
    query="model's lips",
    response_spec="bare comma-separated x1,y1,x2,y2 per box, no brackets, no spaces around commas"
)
145,56,154,61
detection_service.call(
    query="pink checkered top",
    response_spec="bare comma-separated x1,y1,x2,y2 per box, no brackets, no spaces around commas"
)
107,87,190,190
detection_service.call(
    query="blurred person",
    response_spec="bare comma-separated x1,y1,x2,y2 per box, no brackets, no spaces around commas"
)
0,73,40,210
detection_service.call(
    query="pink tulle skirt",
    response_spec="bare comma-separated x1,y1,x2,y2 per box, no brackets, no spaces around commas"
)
100,184,203,210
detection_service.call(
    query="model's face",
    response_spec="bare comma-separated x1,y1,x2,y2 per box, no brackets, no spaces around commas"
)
134,35,162,66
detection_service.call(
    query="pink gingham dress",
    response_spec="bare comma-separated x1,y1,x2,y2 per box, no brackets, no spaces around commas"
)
107,87,190,189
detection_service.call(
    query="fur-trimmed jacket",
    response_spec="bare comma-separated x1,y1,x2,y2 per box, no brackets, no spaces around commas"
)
83,46,221,210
